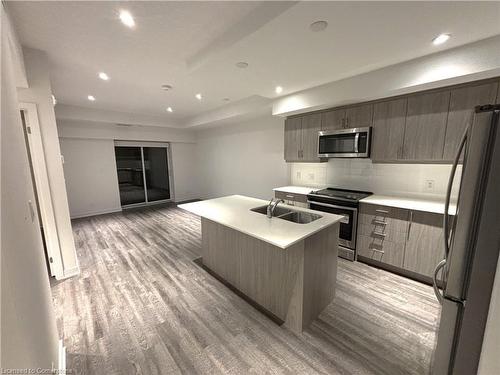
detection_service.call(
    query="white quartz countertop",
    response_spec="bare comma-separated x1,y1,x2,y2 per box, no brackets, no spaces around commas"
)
360,195,457,215
178,195,344,249
273,186,322,195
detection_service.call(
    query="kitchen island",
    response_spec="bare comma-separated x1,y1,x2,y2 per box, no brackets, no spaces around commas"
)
179,195,343,333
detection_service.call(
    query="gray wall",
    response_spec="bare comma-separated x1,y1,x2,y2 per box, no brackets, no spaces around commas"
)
196,115,288,200
57,119,200,217
1,6,60,369
59,138,122,218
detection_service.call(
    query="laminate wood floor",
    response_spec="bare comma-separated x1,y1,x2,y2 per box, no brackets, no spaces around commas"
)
51,204,440,375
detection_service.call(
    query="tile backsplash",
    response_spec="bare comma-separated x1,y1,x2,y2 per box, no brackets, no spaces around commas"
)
290,159,462,199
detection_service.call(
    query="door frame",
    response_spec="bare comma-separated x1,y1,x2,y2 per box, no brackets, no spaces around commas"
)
19,102,64,278
114,140,175,208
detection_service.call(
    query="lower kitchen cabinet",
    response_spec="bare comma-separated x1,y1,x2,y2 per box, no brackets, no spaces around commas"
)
403,211,446,279
357,202,448,283
357,235,405,268
357,203,409,268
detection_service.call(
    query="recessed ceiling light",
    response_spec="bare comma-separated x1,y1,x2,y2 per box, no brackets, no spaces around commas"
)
309,20,328,32
235,62,249,69
161,84,173,91
195,93,202,100
275,86,283,94
432,33,451,45
87,95,96,101
98,72,109,81
119,10,135,28
166,107,173,112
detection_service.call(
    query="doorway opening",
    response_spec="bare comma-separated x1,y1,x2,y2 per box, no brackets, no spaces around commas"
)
114,141,174,207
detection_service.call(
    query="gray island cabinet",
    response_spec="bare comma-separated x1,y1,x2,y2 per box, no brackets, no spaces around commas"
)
179,195,343,333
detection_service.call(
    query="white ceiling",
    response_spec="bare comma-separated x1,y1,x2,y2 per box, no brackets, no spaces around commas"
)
7,1,500,127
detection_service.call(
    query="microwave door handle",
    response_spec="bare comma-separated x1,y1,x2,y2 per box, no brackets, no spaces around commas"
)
354,133,360,153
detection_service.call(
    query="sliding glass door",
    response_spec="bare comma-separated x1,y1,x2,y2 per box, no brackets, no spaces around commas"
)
143,147,171,202
114,142,172,207
115,146,146,206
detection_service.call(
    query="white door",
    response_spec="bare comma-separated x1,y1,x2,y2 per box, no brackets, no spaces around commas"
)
19,102,64,278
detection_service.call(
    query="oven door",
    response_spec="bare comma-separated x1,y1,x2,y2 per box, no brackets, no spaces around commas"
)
318,127,371,158
307,200,358,250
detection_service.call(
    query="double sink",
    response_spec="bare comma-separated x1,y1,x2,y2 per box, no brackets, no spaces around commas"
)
250,205,322,224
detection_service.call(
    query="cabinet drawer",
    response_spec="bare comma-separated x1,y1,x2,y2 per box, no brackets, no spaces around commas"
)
275,190,308,204
358,203,409,243
357,234,405,268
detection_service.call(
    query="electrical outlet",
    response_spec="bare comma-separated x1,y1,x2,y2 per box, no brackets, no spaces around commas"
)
296,171,301,180
308,173,315,181
424,179,435,191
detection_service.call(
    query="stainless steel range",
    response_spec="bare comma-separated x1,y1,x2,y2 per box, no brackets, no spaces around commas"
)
307,188,372,261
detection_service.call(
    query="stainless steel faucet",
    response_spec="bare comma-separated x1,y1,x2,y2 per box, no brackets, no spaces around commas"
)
267,198,284,218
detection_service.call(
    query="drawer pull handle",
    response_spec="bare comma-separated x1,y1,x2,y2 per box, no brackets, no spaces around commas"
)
285,195,295,199
375,209,389,214
370,248,385,254
373,220,387,225
372,231,386,237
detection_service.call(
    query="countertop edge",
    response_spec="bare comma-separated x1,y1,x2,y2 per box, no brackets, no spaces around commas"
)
360,195,457,215
179,195,343,249
198,216,340,249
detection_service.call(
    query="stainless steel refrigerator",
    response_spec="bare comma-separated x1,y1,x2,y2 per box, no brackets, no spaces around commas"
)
432,104,500,374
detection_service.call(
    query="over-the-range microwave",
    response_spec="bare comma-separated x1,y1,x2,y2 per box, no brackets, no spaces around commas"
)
318,127,372,158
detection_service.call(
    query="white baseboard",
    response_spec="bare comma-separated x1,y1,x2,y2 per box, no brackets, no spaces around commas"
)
58,339,66,374
70,207,122,219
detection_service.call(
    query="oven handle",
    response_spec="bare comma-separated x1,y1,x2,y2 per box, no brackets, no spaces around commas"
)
354,133,360,153
307,200,358,212
308,200,359,251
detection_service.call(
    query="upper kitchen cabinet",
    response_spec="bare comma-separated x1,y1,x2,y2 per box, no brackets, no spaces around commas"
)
402,90,450,161
371,98,407,162
321,109,345,131
345,103,373,129
301,113,323,162
284,117,303,162
284,114,324,162
443,82,499,160
321,104,373,131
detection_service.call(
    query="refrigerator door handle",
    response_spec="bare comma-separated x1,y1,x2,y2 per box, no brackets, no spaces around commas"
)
443,128,468,259
433,259,447,304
